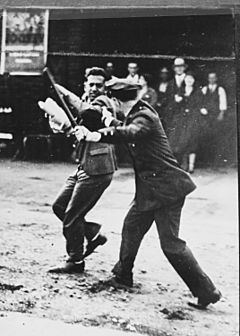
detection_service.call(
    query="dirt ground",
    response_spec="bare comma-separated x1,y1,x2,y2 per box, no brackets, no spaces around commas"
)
0,159,238,336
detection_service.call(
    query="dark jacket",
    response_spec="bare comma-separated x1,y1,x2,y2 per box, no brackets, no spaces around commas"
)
164,77,186,135
99,100,196,211
75,95,118,176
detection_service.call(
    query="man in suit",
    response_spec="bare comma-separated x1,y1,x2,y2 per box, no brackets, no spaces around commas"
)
164,58,188,136
39,67,118,274
74,80,221,309
156,67,170,126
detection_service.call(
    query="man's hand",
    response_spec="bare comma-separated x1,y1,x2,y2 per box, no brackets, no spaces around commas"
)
200,108,208,116
175,94,183,103
74,126,101,142
101,106,114,127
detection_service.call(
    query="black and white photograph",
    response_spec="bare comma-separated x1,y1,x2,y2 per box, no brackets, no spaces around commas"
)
0,1,238,336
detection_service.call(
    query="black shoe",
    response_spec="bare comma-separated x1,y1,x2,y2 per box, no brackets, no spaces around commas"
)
83,234,107,259
112,275,133,288
188,289,222,309
48,261,85,274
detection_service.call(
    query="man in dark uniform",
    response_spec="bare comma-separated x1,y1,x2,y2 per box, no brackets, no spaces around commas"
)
74,80,221,308
39,67,117,274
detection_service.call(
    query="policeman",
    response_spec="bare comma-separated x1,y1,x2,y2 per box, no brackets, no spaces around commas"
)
74,79,222,309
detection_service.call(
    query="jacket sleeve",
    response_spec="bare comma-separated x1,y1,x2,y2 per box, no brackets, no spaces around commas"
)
99,113,154,144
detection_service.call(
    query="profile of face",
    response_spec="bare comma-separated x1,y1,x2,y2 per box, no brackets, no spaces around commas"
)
184,75,195,87
208,73,217,85
174,65,185,76
85,75,105,102
128,63,138,76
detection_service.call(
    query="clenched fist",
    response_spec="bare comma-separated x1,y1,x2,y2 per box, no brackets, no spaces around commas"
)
74,126,101,142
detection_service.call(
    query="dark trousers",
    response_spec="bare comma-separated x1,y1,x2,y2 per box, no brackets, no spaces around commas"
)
52,170,113,262
113,199,216,299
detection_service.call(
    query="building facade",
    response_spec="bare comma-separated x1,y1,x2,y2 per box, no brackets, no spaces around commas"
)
0,1,239,165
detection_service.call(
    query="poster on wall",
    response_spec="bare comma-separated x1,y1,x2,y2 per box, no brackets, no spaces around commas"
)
0,9,49,75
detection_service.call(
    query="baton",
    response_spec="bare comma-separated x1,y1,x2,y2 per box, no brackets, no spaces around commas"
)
43,67,78,128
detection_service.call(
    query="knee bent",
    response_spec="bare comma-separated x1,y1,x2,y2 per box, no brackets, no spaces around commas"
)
52,202,64,220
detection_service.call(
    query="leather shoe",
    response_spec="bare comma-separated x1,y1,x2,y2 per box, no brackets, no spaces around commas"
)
112,275,133,288
83,234,107,259
198,289,222,307
48,261,85,274
188,289,222,309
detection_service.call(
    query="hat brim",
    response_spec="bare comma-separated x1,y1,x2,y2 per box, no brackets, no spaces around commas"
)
172,63,188,69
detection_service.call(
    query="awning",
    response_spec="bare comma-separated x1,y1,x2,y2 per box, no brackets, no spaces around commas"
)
0,0,239,19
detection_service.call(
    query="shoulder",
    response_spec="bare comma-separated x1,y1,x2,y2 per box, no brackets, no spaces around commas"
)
130,100,159,122
93,95,114,108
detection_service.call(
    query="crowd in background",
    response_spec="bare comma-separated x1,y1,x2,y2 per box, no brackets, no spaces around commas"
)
98,57,228,173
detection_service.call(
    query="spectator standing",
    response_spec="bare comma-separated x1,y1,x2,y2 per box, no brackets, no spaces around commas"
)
201,72,227,164
164,58,187,135
168,72,204,172
126,62,146,98
156,67,169,126
141,73,158,108
105,62,118,81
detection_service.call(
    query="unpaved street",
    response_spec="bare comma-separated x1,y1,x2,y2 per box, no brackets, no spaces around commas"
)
0,160,238,336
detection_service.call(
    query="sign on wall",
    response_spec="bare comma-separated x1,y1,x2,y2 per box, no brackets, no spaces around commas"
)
0,9,49,75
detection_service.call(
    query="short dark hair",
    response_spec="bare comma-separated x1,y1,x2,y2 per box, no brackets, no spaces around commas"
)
86,67,107,80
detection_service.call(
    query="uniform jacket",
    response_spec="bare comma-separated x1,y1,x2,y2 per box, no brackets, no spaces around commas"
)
99,100,196,211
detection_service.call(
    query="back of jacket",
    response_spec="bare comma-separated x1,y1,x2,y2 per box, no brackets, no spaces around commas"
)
100,100,196,210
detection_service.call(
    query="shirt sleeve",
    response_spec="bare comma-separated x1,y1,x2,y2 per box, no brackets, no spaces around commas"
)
218,87,227,111
99,114,153,144
202,86,207,95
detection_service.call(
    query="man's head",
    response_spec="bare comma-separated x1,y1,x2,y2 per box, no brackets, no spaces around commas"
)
173,58,187,75
105,62,114,77
208,72,218,85
159,67,169,82
85,67,107,102
128,62,139,76
107,79,139,103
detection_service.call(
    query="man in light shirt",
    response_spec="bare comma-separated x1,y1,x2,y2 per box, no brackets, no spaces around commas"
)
201,72,227,164
126,62,146,98
201,72,227,121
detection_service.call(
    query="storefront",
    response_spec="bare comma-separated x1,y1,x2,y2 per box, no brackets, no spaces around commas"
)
0,1,239,164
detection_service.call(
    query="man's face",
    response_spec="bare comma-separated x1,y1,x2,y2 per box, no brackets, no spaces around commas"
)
160,72,168,82
174,65,185,75
106,63,114,76
128,64,138,76
85,75,105,102
208,73,217,85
